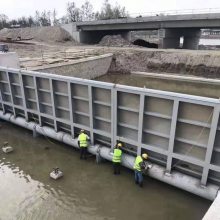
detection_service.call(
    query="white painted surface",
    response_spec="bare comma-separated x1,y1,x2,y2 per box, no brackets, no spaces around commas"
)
0,52,20,68
203,192,220,220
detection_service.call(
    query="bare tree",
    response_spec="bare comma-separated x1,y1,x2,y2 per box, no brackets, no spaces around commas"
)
81,1,94,21
35,11,41,26
59,16,69,24
0,14,9,29
67,1,82,22
95,0,128,20
52,9,59,26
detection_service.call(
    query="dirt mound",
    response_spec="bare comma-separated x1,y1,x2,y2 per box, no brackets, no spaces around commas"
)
0,26,73,43
108,50,220,78
99,35,131,47
133,39,158,48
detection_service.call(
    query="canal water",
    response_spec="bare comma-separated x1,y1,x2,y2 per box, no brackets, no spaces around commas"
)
0,121,211,220
96,73,220,98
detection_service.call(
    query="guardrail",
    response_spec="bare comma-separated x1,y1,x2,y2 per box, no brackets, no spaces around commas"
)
0,66,220,186
129,8,220,18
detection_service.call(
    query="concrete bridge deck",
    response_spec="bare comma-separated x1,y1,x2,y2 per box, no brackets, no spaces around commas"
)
76,13,220,30
62,13,220,49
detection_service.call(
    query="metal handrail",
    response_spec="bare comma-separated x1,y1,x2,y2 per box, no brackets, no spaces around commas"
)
129,8,220,18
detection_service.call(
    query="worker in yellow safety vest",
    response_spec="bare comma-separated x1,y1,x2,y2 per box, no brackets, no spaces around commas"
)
133,153,148,187
78,130,90,160
112,143,123,175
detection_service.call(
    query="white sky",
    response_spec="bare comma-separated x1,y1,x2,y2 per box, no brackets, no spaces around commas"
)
1,0,220,19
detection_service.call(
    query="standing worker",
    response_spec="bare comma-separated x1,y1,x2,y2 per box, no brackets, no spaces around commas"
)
78,130,90,160
133,153,148,187
112,143,123,175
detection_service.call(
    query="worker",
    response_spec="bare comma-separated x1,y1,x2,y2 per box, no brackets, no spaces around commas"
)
112,142,123,175
133,153,148,187
78,129,90,160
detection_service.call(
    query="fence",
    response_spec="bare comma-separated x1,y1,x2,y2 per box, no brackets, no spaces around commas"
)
0,66,220,186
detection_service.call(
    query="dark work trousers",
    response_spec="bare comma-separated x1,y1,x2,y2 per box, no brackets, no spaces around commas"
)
134,170,143,187
113,162,121,175
80,147,87,159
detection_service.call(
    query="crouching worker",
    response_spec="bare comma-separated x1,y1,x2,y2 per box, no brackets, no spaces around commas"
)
78,130,90,160
112,143,123,175
133,153,148,187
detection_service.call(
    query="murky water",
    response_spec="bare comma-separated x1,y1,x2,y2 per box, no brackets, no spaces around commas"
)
0,121,211,220
96,73,220,98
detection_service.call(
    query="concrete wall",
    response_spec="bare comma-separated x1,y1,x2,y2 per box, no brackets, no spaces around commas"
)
31,54,113,79
0,52,20,68
61,23,80,42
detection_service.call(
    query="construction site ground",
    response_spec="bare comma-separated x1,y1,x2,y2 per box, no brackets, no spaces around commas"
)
2,39,220,79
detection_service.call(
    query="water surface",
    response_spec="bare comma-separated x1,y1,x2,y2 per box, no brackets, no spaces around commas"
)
96,73,220,98
0,122,211,220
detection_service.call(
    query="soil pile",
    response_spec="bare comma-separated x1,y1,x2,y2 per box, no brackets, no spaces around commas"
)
133,39,158,48
0,26,73,43
99,35,131,47
109,50,220,78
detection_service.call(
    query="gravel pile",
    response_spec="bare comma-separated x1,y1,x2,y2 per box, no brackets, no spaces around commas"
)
0,26,73,42
99,35,131,47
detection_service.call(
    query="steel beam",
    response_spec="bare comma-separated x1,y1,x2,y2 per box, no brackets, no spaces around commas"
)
166,100,179,172
88,85,94,144
137,93,145,155
201,104,220,185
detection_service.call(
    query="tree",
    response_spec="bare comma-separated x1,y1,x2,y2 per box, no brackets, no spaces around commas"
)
52,9,59,26
95,0,128,20
59,16,69,24
67,1,82,22
0,14,9,29
35,11,41,26
27,16,35,27
81,1,94,21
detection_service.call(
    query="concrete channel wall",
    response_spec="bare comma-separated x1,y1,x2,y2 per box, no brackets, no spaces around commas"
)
0,52,20,69
0,66,220,192
30,54,113,79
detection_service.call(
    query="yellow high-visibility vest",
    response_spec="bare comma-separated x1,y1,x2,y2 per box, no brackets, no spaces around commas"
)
133,156,143,171
79,133,88,148
112,148,122,163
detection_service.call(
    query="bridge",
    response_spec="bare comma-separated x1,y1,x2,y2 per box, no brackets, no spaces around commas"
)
62,13,220,49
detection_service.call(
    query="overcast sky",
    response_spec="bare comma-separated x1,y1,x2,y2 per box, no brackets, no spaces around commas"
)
1,0,220,19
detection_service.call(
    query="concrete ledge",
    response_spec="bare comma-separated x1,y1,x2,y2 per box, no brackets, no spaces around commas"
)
132,71,220,85
31,53,113,79
203,191,220,219
0,52,19,68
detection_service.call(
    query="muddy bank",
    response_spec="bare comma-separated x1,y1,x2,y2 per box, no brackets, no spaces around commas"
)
108,50,220,78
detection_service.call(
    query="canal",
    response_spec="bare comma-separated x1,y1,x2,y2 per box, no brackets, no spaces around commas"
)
96,73,220,98
0,121,211,220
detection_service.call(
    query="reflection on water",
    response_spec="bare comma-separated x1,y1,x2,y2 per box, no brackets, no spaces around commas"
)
96,74,220,98
0,122,211,220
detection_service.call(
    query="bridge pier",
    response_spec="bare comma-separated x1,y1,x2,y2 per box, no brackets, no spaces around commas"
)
182,29,201,50
159,28,201,50
159,29,181,49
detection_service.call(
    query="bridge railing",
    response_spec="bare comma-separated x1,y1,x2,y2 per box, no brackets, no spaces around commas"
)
129,8,220,18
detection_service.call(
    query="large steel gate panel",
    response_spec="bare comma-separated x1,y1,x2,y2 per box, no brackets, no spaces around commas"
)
0,66,220,186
